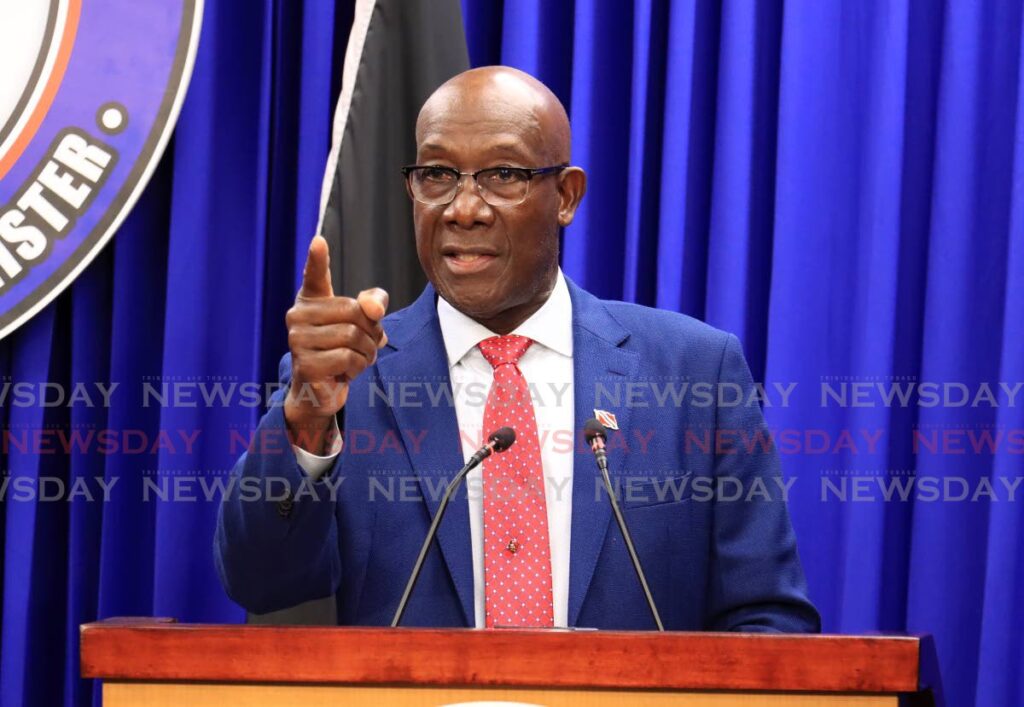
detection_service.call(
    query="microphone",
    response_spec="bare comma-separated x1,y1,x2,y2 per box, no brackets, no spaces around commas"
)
584,418,665,631
391,427,516,627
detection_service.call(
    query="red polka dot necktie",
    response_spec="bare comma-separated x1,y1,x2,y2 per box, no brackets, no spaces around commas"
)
478,334,554,628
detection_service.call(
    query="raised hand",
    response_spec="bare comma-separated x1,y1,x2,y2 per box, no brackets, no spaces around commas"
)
284,235,388,453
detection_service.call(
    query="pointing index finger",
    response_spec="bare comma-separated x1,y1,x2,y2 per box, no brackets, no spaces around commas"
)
298,236,333,299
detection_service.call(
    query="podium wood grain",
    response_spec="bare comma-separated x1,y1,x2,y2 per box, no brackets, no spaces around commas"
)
81,619,939,706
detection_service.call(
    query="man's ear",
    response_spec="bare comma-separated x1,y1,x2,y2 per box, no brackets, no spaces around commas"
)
556,167,587,227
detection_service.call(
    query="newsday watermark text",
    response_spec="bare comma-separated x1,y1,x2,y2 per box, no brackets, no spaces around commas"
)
2,424,1023,456
1,377,1023,409
0,471,1021,504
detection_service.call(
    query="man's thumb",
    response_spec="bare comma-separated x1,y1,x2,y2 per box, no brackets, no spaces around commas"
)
298,236,333,298
357,287,389,322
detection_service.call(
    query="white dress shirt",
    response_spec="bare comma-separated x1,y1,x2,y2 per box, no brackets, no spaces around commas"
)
295,270,575,628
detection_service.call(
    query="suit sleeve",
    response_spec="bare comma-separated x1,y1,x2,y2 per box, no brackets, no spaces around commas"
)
213,352,342,614
705,334,821,633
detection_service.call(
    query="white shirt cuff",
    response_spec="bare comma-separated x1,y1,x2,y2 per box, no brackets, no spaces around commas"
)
292,420,342,481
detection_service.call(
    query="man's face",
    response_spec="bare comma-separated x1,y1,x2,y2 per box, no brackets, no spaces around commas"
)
411,87,576,332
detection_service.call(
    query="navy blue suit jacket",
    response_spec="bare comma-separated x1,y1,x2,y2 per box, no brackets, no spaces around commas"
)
215,279,819,632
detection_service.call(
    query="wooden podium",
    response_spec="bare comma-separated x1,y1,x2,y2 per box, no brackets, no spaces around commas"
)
81,619,942,706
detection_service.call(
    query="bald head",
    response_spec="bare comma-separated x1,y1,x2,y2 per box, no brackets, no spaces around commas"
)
416,66,572,164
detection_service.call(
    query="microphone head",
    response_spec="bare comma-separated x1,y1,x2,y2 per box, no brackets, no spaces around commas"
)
489,427,516,453
584,418,608,444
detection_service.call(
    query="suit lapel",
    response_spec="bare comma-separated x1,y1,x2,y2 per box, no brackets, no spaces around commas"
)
375,285,474,626
565,279,639,626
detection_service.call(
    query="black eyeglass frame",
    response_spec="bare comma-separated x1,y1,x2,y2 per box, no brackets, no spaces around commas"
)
400,163,570,205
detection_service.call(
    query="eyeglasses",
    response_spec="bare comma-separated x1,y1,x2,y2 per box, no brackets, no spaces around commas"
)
401,164,569,206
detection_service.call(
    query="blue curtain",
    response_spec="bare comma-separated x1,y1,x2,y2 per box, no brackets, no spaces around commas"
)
0,1,1021,706
0,1,348,704
465,2,1024,704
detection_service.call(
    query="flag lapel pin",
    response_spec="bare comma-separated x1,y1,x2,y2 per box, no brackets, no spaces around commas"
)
594,409,619,430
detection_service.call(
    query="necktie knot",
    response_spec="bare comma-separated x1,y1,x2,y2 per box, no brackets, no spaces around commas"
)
479,335,533,368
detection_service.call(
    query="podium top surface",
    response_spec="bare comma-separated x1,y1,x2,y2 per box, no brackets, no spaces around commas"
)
80,619,938,696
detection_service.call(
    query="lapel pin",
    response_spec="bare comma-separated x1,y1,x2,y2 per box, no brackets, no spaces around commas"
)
593,409,619,430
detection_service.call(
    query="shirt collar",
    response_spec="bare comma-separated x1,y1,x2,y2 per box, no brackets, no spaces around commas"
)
436,268,573,367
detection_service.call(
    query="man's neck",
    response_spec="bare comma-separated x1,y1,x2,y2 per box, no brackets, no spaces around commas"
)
471,296,550,335
476,279,558,334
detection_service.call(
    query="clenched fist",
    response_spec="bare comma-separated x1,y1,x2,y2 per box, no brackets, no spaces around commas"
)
284,235,388,453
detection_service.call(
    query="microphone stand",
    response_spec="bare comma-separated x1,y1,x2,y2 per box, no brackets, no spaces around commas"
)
391,431,514,627
587,422,665,631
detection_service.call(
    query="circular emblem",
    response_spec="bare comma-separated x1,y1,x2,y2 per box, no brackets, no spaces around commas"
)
0,0,202,338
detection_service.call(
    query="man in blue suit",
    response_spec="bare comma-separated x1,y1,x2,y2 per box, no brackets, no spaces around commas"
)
215,66,819,632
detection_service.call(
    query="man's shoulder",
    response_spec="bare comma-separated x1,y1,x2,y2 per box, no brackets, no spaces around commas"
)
599,297,730,347
577,282,734,359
